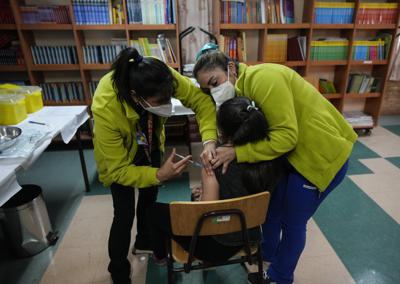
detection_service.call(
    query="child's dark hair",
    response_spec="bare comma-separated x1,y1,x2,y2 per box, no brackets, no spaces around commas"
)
193,50,239,79
111,47,176,106
217,97,269,145
217,97,284,194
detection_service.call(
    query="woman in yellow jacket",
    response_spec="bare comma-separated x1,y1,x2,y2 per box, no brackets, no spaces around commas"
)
193,49,357,284
91,48,217,284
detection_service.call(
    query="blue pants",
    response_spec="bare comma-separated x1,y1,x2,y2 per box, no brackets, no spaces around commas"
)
262,160,349,284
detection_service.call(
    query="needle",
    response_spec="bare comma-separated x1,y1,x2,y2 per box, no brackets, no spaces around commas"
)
174,153,203,168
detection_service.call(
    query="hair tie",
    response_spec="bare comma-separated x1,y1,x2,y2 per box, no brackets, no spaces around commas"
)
129,55,143,63
246,101,259,112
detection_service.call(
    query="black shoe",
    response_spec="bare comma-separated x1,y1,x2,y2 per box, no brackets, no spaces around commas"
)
132,238,153,254
108,261,131,284
110,275,131,284
247,272,276,284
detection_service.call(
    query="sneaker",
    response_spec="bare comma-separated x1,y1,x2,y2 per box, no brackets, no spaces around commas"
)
247,272,276,284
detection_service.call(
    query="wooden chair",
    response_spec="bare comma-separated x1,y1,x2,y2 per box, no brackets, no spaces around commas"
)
167,191,270,284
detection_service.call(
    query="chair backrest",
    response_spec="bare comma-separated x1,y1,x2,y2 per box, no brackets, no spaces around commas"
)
303,75,319,89
169,191,270,236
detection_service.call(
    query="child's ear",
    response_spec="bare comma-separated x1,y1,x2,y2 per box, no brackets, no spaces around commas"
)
228,61,237,78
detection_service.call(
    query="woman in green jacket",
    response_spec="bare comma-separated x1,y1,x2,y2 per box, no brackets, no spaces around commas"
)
91,47,217,284
193,50,357,284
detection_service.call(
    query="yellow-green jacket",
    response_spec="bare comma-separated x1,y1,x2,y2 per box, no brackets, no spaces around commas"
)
91,68,217,188
235,63,357,191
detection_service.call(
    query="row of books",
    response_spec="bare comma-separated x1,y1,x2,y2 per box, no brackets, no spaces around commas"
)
40,82,85,102
357,3,398,25
20,6,71,24
127,0,176,24
89,81,99,97
287,36,307,61
319,79,337,94
0,33,24,65
218,33,247,62
0,0,14,24
266,0,294,24
129,34,176,64
314,2,355,24
311,38,349,61
344,111,373,128
353,40,387,61
220,0,266,24
72,0,114,24
265,34,287,62
83,44,127,64
347,73,381,94
31,46,78,65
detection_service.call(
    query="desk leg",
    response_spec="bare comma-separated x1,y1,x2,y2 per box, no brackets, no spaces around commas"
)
76,128,90,192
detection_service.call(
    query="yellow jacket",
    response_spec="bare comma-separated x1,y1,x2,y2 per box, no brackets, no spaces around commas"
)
234,63,357,191
92,68,217,188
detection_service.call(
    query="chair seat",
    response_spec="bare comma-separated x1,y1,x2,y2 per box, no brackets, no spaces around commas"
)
171,239,259,264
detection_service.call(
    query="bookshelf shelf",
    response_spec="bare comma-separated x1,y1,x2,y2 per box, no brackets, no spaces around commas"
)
312,24,354,29
212,0,400,129
350,60,388,66
355,24,397,30
127,24,176,30
284,61,307,67
30,64,80,71
44,100,87,106
268,23,311,29
0,65,26,71
20,24,73,30
82,64,112,70
310,61,348,66
345,93,382,99
75,24,125,30
0,24,17,30
220,24,265,30
323,93,342,99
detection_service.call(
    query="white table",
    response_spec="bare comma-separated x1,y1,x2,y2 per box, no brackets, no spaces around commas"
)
0,106,90,206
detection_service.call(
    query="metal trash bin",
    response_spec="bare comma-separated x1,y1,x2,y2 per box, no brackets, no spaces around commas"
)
0,184,58,258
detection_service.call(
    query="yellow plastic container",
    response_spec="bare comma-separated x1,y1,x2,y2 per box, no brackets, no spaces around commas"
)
0,84,43,113
19,86,44,113
0,91,27,125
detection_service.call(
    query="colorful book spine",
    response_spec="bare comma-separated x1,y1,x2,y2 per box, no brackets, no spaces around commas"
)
31,46,78,64
357,3,398,25
311,39,349,61
314,2,355,24
40,82,85,102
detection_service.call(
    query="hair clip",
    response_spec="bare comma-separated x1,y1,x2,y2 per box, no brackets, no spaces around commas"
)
129,55,143,63
246,101,259,112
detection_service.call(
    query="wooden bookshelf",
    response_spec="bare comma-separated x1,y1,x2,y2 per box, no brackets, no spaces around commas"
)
43,100,86,106
2,0,181,107
212,0,400,127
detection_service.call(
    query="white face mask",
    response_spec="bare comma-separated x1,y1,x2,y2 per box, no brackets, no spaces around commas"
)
140,98,173,117
210,67,235,109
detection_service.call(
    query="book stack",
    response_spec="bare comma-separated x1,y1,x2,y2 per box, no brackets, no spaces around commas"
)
31,46,78,64
130,34,176,64
126,0,176,24
347,74,381,94
287,36,306,61
83,44,128,64
314,2,355,24
89,81,99,97
220,0,266,24
218,33,247,62
311,38,349,61
72,0,112,25
344,111,373,128
319,79,337,94
265,34,287,62
266,0,295,24
20,6,71,24
352,40,386,61
0,0,15,24
358,3,398,24
0,33,24,65
40,82,84,102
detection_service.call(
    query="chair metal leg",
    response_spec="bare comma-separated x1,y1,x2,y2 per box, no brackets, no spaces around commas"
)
167,239,174,284
257,243,264,284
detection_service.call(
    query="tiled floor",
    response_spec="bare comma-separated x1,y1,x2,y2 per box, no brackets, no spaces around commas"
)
1,120,400,284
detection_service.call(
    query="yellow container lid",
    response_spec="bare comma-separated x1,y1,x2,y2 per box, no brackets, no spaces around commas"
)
19,86,42,96
0,92,25,104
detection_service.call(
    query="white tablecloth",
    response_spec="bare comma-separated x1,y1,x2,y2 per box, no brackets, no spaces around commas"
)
0,106,89,206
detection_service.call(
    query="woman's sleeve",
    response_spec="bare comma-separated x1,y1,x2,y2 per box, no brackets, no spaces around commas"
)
93,106,160,188
235,69,298,163
169,67,217,142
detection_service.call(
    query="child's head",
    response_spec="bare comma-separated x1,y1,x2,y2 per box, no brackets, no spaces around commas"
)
217,97,269,145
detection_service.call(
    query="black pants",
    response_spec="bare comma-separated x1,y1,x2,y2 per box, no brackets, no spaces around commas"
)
108,183,158,277
148,202,242,263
